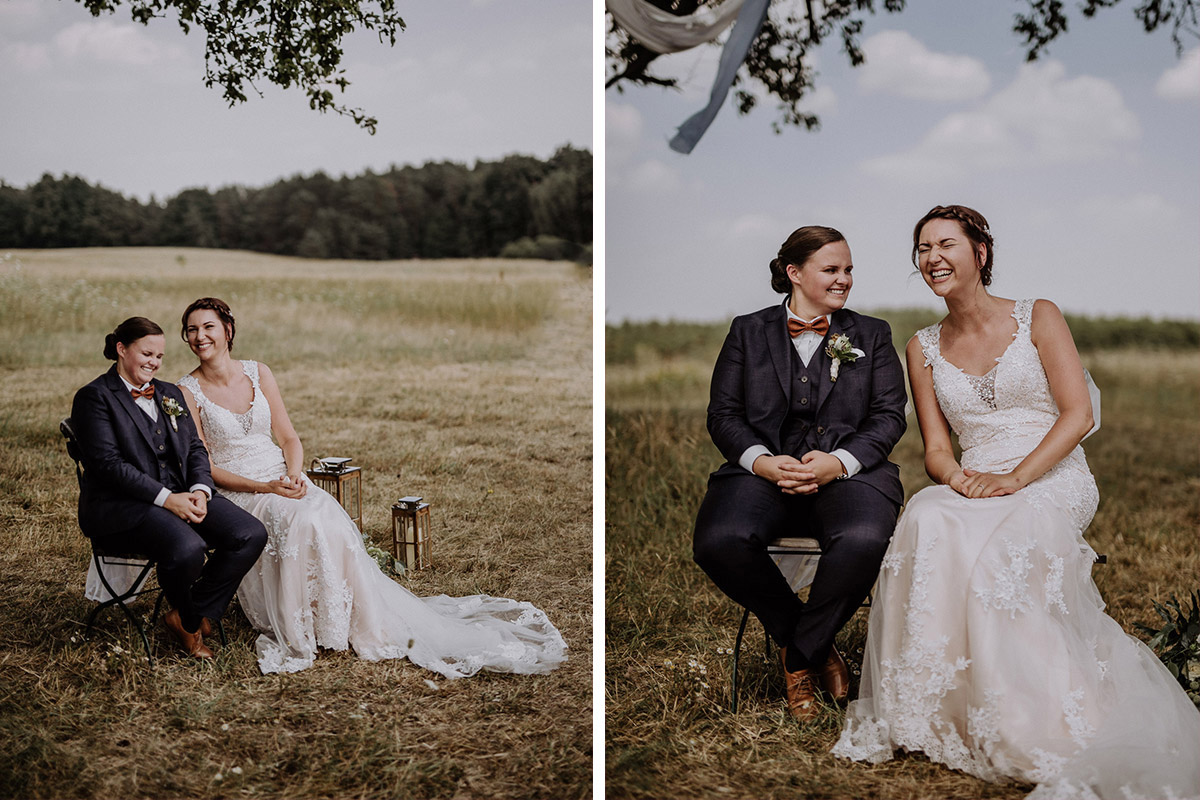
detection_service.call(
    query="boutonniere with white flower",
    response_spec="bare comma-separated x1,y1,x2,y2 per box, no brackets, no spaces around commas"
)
161,397,187,431
825,333,865,382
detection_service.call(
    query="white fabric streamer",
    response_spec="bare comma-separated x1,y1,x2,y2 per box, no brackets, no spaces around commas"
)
606,0,746,54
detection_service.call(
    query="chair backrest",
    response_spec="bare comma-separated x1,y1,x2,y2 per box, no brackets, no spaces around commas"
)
60,417,85,489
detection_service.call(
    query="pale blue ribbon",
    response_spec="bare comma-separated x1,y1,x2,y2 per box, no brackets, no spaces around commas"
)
668,0,770,154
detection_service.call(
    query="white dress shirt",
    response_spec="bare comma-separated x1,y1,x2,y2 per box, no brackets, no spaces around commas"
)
117,374,212,506
737,310,863,480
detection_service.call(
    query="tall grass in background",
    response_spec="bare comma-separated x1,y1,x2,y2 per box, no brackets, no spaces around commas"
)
606,314,1200,800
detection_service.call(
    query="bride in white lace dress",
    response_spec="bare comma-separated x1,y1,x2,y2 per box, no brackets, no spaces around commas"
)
176,297,567,677
832,206,1199,798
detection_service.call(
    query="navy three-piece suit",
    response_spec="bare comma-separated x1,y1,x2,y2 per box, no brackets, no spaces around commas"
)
72,366,266,626
693,303,908,667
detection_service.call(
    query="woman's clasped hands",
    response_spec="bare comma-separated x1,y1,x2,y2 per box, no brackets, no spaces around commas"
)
947,468,1023,499
754,451,846,494
264,473,308,499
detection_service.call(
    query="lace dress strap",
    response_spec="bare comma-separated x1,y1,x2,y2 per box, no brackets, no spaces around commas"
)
241,360,261,388
915,324,942,368
177,372,204,401
1012,299,1036,334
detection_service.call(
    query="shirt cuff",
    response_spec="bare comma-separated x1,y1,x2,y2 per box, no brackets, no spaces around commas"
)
830,448,862,478
189,484,213,499
739,445,773,475
153,487,171,507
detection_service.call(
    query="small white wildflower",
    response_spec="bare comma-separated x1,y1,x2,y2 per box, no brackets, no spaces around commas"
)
214,773,223,782
230,767,242,775
220,723,230,731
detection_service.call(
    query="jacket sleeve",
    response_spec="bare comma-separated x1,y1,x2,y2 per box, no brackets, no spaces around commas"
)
835,321,908,472
706,317,765,466
71,383,167,505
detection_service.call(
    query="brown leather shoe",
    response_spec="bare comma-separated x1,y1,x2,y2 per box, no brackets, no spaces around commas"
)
820,645,850,703
163,609,214,659
198,617,213,639
779,646,821,722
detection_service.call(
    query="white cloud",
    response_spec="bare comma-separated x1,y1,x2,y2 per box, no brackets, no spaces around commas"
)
626,159,683,194
858,30,990,101
604,102,643,149
1078,192,1182,228
861,60,1139,183
1155,46,1200,100
3,41,51,73
799,84,838,117
54,20,175,67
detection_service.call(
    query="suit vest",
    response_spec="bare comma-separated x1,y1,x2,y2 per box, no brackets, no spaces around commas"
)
146,413,187,492
780,346,823,457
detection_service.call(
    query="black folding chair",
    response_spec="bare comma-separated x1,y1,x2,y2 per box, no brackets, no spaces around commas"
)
729,536,830,712
61,417,225,665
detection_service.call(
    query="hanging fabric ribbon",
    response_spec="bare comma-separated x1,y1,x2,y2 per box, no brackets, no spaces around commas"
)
605,0,747,54
667,0,770,154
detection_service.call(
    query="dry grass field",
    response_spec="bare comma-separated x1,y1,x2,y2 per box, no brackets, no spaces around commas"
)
605,318,1200,800
0,248,592,799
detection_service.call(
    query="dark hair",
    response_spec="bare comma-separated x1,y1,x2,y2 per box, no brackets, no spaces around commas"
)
912,205,995,286
769,226,846,295
181,297,237,353
103,317,164,360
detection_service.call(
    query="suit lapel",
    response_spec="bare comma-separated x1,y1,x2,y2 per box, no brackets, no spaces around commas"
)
105,367,157,451
815,310,856,414
764,302,793,401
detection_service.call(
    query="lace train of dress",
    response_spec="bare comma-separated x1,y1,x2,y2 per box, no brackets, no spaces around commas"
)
832,301,1200,799
178,362,566,677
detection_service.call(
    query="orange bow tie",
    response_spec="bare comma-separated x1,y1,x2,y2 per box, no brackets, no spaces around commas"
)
787,317,829,338
130,385,155,400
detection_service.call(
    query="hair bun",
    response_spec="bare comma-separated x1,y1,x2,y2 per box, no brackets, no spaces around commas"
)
102,332,118,360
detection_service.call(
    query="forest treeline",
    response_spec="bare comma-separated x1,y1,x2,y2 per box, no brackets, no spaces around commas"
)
0,146,592,263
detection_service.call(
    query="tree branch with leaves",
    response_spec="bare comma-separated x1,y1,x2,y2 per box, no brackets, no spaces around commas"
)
75,0,405,134
606,0,1198,135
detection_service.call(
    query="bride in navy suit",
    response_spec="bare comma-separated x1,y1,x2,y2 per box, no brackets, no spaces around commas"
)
693,225,908,721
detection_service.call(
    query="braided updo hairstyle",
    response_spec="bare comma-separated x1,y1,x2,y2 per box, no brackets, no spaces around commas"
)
103,317,164,360
911,205,995,286
768,226,846,295
181,297,237,353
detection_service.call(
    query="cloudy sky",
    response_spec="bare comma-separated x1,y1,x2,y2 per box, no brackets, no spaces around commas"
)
0,0,591,201
607,1,1199,322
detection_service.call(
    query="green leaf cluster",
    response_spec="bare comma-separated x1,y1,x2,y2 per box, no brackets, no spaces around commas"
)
76,0,406,133
1135,590,1200,706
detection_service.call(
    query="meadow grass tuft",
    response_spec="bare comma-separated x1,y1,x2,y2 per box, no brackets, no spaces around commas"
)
605,316,1200,800
0,248,592,800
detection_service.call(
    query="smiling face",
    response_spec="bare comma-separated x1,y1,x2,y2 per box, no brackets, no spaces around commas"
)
786,240,853,318
115,334,165,386
184,308,231,361
916,217,987,297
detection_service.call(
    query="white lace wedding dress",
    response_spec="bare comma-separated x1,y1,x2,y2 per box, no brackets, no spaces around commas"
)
177,361,567,677
832,300,1200,799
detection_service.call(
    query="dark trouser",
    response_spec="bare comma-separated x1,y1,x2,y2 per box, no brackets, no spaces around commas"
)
693,472,898,666
93,496,267,624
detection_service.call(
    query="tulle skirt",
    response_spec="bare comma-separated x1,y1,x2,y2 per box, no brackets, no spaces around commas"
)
223,483,566,677
833,485,1200,799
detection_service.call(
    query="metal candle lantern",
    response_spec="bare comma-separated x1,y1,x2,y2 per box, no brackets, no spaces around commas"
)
391,495,431,570
305,457,363,531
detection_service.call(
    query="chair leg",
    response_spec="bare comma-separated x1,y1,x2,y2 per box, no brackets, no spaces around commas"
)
216,617,228,646
731,607,751,713
90,554,157,666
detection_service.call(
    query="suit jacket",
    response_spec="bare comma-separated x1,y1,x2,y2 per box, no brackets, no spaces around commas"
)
706,303,908,506
71,365,215,538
